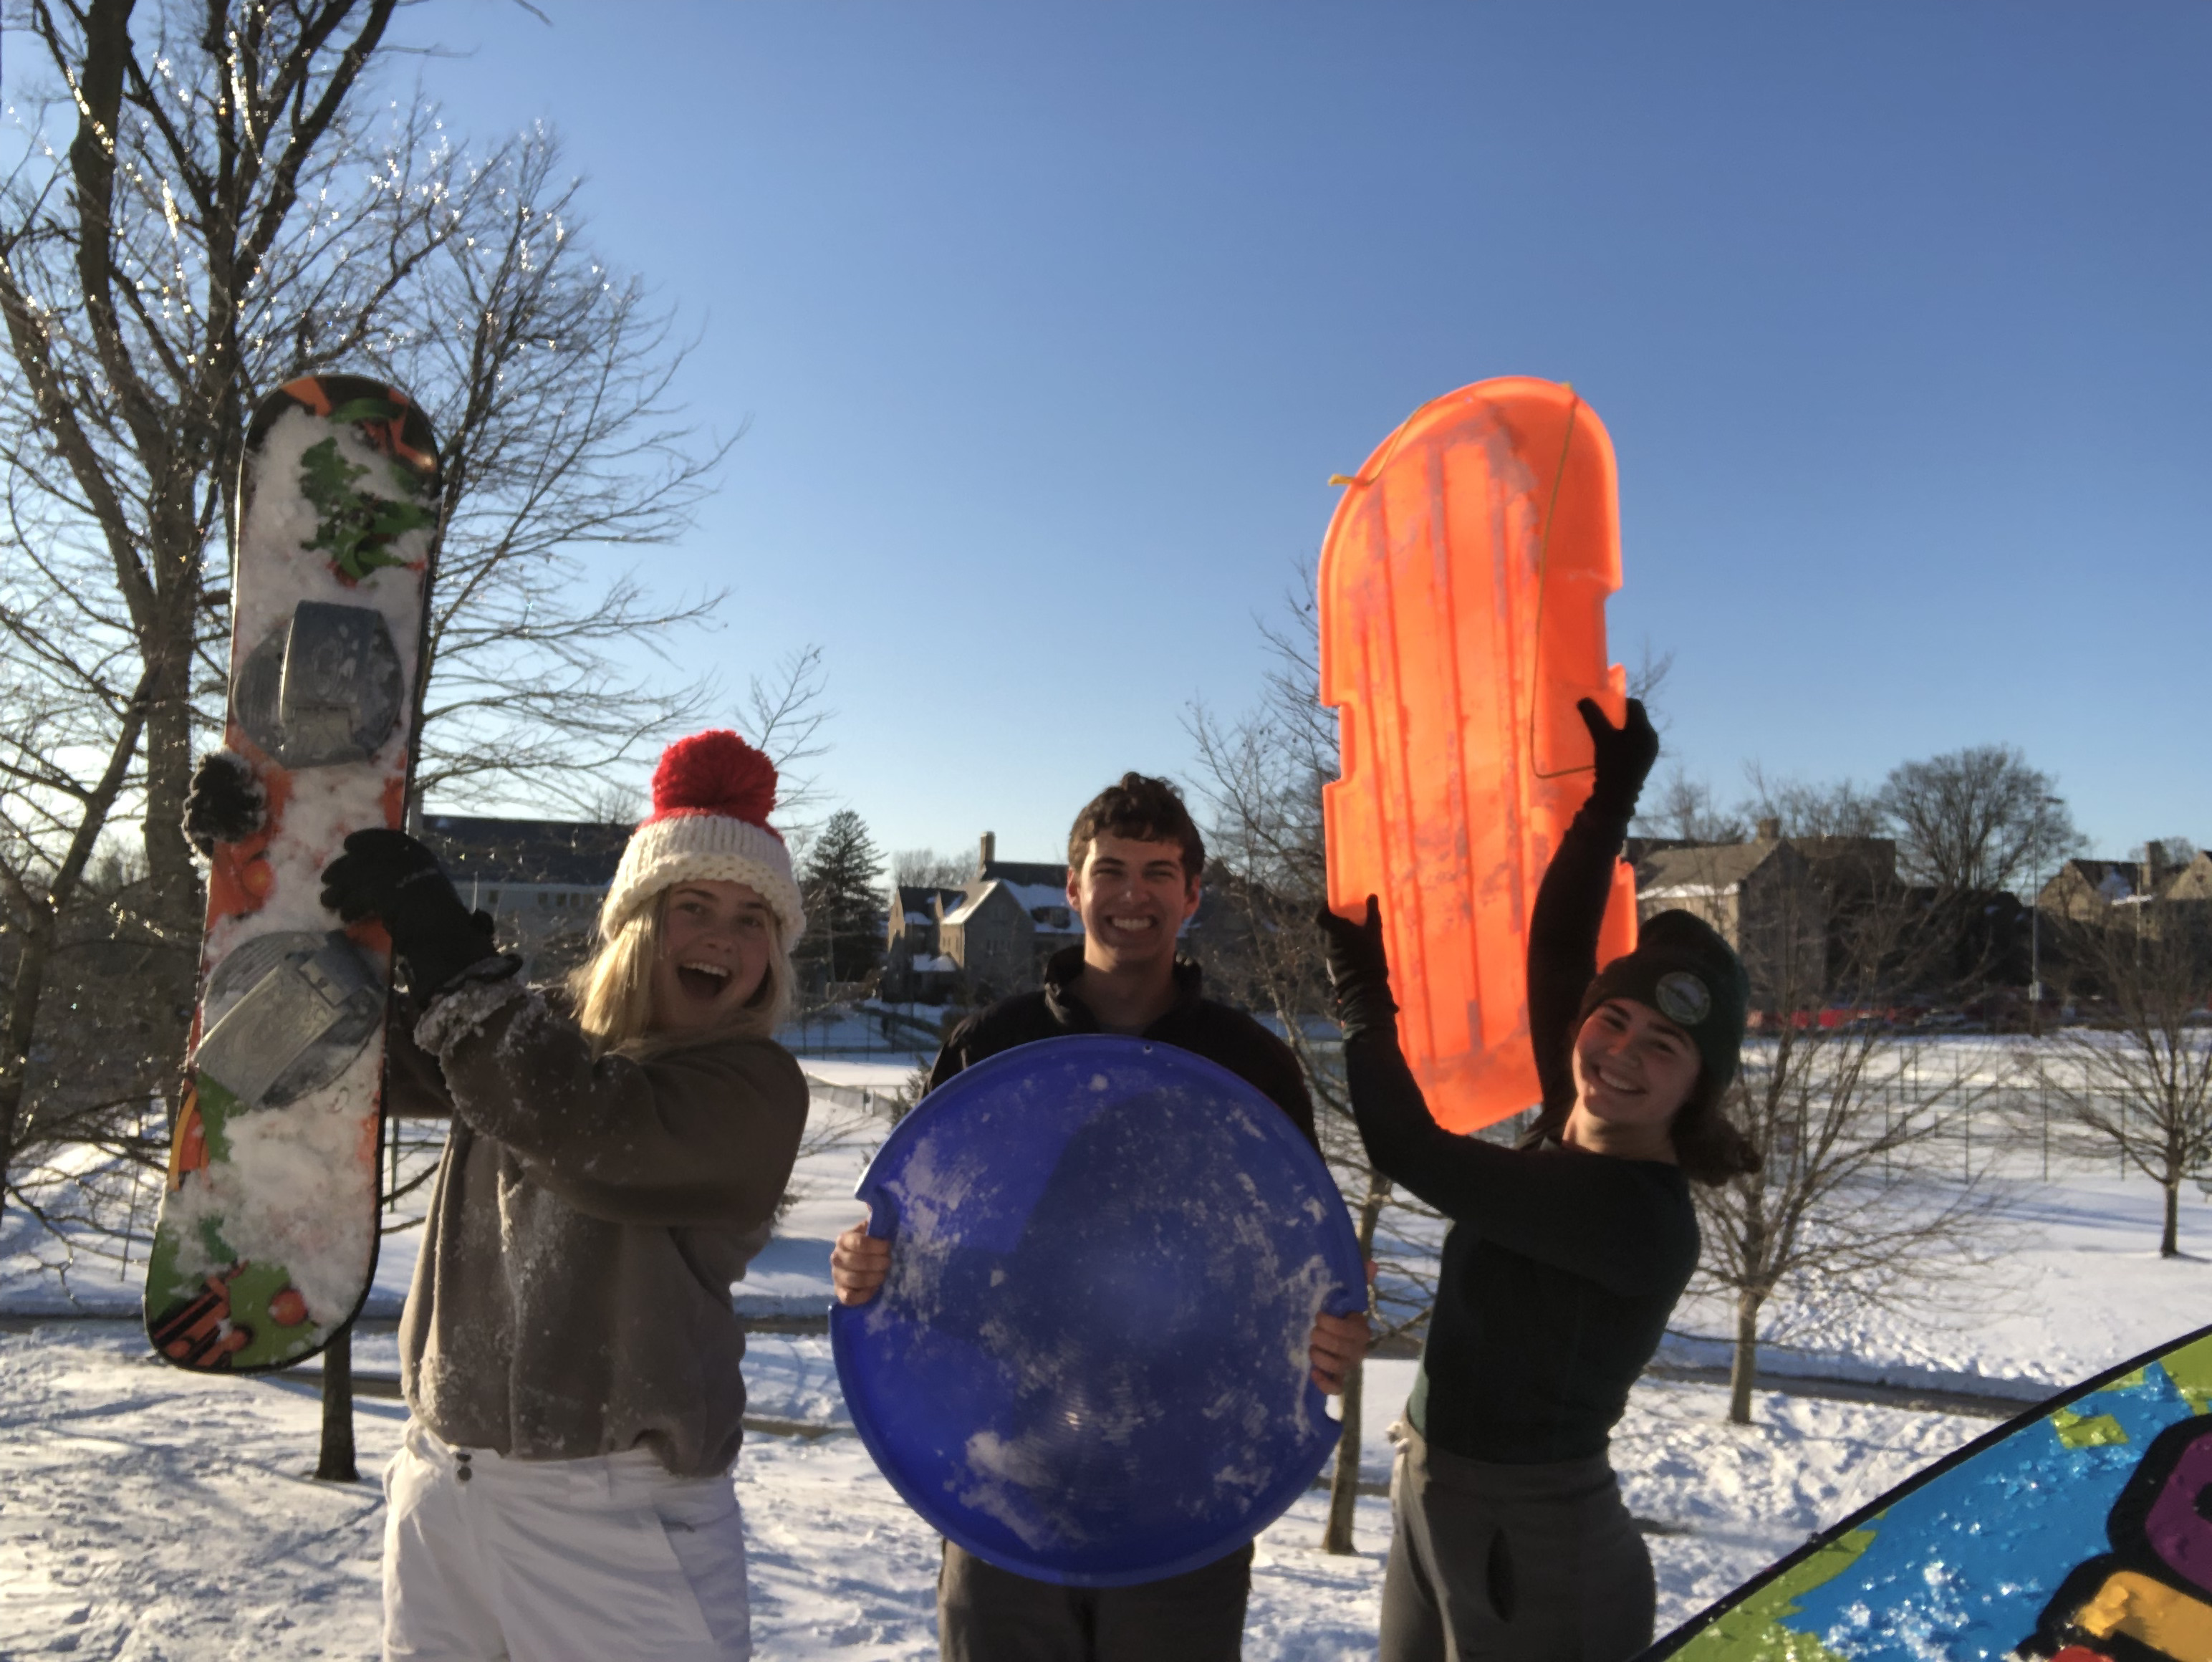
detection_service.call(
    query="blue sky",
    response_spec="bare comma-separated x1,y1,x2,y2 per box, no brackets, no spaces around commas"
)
400,1,2211,870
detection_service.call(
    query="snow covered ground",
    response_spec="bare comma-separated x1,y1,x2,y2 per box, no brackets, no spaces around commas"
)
4,1052,2208,1658
0,1317,1993,1660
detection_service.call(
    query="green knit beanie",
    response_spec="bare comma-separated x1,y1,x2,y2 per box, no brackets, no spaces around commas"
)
1575,909,1750,1095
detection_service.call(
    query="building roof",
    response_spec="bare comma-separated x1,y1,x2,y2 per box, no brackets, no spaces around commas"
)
418,815,630,886
894,884,966,918
1788,835,1898,885
1635,841,1782,898
2042,858,2143,904
941,880,1018,928
981,857,1069,891
1000,880,1082,935
2165,852,2212,901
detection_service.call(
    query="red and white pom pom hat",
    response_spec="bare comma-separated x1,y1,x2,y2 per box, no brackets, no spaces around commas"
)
599,731,806,942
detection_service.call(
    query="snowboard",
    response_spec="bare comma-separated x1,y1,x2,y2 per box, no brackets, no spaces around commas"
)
1640,1323,2212,1662
1317,378,1640,1133
143,375,442,1373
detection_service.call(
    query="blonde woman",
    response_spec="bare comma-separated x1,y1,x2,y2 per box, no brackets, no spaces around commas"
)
186,730,812,1660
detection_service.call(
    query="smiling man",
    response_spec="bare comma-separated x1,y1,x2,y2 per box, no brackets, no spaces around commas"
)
832,771,1368,1662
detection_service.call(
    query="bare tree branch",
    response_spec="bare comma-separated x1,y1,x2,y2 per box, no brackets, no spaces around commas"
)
1182,563,1442,1554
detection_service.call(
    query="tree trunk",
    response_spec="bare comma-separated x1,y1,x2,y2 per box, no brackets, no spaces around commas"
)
1324,1355,1365,1555
1728,1290,1761,1426
317,1326,359,1481
0,675,154,1224
1322,1170,1389,1554
2163,1178,2181,1259
0,908,59,1228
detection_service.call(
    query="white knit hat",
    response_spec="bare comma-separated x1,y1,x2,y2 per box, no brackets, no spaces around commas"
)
599,730,806,942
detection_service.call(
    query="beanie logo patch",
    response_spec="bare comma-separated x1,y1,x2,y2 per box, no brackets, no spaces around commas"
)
1655,971,1712,1027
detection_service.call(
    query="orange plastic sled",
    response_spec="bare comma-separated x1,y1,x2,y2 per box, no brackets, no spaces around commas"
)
1319,378,1638,1133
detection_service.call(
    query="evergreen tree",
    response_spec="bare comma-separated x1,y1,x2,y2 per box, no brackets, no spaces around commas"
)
800,810,887,989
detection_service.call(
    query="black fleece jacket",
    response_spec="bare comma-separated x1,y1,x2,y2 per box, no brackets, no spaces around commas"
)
1346,797,1700,1464
929,945,1319,1151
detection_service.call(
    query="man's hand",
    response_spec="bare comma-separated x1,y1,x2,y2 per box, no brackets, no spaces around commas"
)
1308,1307,1370,1396
830,1214,890,1307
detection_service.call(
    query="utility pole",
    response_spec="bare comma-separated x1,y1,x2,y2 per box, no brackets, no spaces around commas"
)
2028,794,2065,1038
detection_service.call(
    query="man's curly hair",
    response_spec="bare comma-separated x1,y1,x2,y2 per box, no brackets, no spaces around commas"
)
1067,773,1206,883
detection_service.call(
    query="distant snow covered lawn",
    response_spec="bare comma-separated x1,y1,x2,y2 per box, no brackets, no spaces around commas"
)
4,1049,2208,1658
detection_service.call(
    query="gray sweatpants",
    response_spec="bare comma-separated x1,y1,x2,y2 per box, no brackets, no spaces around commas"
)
938,1539,1253,1662
1379,1426,1653,1662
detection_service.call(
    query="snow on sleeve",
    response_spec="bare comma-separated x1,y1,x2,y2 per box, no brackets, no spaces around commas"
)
415,976,533,1056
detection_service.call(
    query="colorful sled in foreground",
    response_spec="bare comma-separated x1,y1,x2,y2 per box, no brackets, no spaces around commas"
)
832,1035,1365,1587
144,375,442,1373
1318,377,1638,1133
1642,1324,2212,1662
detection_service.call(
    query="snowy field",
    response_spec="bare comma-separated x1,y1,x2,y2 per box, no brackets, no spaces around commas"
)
4,1047,2208,1658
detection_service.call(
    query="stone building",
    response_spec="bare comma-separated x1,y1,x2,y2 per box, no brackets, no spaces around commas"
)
1633,820,1832,1007
2038,844,2212,942
414,814,630,977
879,832,1087,1001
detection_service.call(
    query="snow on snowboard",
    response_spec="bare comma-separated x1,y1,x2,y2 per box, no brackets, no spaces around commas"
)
1640,1323,2212,1662
145,375,442,1373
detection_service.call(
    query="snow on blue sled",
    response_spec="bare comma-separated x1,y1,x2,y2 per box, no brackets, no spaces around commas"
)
831,1034,1365,1587
1641,1322,2212,1662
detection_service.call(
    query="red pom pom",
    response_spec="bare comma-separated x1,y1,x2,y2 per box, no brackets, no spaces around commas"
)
650,729,779,825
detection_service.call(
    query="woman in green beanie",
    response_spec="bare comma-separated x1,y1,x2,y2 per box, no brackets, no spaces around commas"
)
1319,698,1759,1662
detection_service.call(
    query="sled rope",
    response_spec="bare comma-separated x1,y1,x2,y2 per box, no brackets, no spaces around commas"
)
1527,387,1595,781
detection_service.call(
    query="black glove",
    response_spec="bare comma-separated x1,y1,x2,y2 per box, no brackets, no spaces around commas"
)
319,829,499,996
183,751,266,855
1577,696,1659,820
1316,895,1398,1039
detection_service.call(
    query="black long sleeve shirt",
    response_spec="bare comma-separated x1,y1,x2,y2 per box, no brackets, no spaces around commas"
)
929,946,1319,1151
1347,799,1699,1464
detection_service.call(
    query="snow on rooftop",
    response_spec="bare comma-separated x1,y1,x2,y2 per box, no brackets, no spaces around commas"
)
938,890,987,926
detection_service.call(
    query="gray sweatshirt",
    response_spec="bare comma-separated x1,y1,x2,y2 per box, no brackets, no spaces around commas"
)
386,976,810,1476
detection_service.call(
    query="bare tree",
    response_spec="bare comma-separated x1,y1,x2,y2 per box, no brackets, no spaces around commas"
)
1879,744,2080,893
1184,572,1438,1555
2044,908,2212,1257
0,0,443,1228
1673,862,2009,1423
369,128,736,814
739,644,833,823
2134,837,2201,866
1637,769,1751,845
1624,640,1675,723
891,848,973,890
1742,765,1889,840
0,4,769,1485
0,6,751,1231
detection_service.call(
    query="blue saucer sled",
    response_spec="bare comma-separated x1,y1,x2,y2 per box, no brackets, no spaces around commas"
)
831,1035,1365,1587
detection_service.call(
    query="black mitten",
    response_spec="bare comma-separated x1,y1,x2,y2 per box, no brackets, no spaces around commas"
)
1577,696,1660,820
182,751,266,855
1316,895,1398,1040
319,829,499,996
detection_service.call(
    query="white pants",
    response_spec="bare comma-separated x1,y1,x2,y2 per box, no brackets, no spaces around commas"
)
382,1421,751,1661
